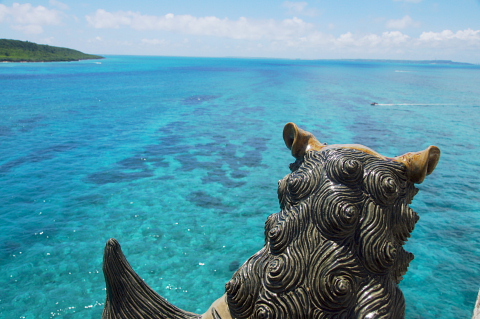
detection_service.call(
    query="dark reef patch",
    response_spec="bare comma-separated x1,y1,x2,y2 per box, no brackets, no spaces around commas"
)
16,115,47,133
183,95,219,105
202,170,246,188
187,191,232,213
175,155,201,172
16,115,45,124
73,193,108,206
0,125,13,137
0,142,80,174
87,170,155,185
85,105,268,211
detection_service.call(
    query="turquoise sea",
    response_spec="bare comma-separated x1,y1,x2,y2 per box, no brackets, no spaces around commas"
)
1,56,479,318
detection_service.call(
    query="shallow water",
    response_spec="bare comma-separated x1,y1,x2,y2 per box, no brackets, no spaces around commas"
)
1,56,479,318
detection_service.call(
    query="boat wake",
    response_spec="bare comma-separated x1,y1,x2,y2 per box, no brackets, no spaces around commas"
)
371,103,457,106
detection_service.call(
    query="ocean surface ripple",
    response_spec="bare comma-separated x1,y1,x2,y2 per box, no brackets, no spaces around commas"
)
1,56,479,318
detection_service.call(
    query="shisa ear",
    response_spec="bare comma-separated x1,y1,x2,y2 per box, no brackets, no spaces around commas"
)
283,123,325,159
394,146,441,184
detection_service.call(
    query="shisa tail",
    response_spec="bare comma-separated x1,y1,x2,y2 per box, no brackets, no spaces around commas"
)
102,238,201,319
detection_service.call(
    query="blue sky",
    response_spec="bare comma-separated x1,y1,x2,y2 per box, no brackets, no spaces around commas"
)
1,0,480,62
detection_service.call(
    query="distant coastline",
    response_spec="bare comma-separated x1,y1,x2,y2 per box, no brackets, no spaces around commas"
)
342,59,474,66
0,39,103,62
0,42,474,66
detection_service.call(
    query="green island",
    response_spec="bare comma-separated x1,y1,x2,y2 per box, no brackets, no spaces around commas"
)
0,39,103,62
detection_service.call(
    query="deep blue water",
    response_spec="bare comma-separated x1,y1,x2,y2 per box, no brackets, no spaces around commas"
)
1,56,479,318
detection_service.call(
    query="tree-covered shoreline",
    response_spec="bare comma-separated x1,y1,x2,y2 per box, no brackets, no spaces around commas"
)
0,39,104,62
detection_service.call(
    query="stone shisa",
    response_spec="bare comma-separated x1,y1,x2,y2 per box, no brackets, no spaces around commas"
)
101,122,440,319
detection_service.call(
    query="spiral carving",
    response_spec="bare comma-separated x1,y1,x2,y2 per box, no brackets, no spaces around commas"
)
357,200,398,273
324,149,364,186
390,246,414,284
276,288,309,318
254,302,276,319
309,240,361,311
312,182,363,240
284,151,324,204
277,177,290,210
265,241,307,293
363,161,407,206
266,202,309,254
266,216,290,254
226,248,267,318
392,203,419,245
355,277,406,319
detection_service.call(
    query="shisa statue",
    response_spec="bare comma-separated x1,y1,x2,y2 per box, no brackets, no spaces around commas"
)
101,122,440,319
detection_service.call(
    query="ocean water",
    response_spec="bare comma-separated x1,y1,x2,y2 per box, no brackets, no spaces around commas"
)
0,56,479,319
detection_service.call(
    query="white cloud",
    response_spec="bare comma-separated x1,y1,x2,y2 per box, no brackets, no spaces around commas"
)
419,29,480,42
254,29,413,55
316,29,480,60
87,36,103,43
49,0,69,11
386,15,420,29
86,9,314,41
83,8,480,61
141,38,167,45
0,5,7,22
283,1,308,13
6,3,62,25
0,3,63,34
42,36,55,44
416,29,480,55
12,24,44,34
456,29,480,41
335,32,355,45
283,1,318,17
335,31,410,47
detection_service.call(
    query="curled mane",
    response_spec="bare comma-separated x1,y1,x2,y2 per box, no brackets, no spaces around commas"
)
226,148,419,319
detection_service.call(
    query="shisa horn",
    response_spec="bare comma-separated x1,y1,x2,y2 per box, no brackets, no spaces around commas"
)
283,122,325,159
393,145,441,184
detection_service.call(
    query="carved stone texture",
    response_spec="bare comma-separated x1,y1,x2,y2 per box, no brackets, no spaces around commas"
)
102,122,441,319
